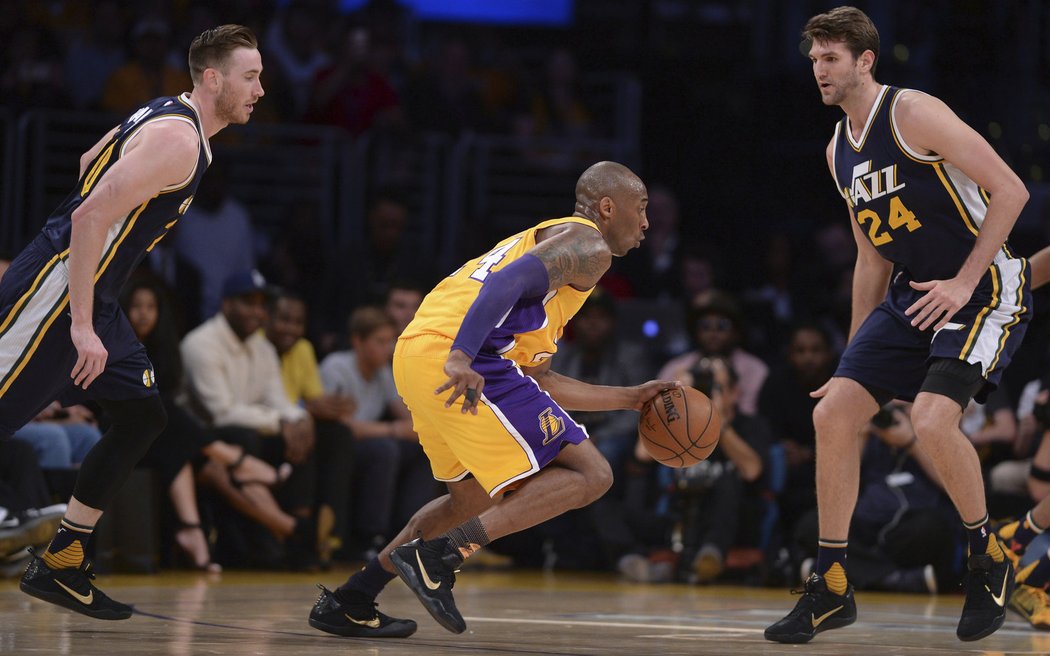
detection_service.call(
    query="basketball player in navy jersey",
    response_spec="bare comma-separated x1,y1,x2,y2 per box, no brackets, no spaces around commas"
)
4,25,263,620
765,7,1031,644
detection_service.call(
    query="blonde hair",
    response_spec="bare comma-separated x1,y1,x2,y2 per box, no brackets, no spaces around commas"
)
188,24,258,85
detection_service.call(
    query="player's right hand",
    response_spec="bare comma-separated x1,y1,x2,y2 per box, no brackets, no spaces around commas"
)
437,349,485,415
70,323,108,389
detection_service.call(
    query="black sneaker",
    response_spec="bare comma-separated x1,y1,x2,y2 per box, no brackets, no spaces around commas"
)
764,573,856,643
308,585,417,638
20,547,133,620
957,553,1013,641
389,537,465,633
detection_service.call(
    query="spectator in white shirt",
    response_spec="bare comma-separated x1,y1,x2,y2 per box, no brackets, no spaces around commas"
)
180,270,319,567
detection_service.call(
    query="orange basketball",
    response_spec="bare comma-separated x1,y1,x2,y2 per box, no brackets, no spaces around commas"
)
638,386,721,467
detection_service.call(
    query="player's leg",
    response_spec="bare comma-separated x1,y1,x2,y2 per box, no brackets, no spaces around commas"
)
309,478,494,638
21,395,166,620
388,439,612,634
911,358,1010,641
764,376,875,644
998,433,1050,567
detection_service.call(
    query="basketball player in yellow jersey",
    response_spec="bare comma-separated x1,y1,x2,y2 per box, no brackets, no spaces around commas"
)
309,161,680,638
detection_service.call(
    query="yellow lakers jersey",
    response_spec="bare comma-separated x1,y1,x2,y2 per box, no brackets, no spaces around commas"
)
403,217,598,366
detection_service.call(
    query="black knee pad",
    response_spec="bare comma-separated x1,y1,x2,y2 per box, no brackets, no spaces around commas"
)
73,395,167,510
919,358,985,410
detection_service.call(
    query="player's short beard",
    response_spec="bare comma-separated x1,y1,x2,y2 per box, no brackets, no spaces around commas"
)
215,83,243,125
827,68,862,106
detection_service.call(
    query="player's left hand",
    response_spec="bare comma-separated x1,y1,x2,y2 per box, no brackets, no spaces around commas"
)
905,277,974,331
630,379,682,411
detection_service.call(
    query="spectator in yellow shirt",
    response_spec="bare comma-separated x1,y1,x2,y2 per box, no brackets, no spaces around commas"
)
265,289,355,566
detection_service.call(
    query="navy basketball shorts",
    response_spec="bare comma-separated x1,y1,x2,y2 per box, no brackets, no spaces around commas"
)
0,236,157,437
836,262,1031,404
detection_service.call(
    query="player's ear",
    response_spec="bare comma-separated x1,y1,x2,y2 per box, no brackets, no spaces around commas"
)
203,66,221,91
858,49,875,74
598,196,614,219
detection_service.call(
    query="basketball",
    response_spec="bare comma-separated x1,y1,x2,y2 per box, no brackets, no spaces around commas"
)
638,386,721,467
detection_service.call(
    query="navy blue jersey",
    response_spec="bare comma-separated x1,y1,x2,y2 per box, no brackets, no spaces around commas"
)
40,94,211,305
831,85,1022,284
831,85,1030,402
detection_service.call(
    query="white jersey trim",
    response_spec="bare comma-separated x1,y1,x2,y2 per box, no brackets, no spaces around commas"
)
889,89,943,163
845,85,890,151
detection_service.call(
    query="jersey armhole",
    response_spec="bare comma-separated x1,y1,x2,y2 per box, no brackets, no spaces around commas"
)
831,121,847,200
889,90,942,164
119,115,202,193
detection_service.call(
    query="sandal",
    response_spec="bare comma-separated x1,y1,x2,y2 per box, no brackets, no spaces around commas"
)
226,450,293,490
174,522,222,573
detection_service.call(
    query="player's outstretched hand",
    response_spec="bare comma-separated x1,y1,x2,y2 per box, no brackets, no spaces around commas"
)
629,379,682,411
437,349,485,415
905,277,974,331
70,323,108,389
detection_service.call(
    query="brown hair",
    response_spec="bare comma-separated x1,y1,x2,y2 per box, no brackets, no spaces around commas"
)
348,306,395,340
188,24,258,85
802,6,879,74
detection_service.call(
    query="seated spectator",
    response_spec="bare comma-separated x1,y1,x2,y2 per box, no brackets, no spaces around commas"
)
758,322,836,542
791,403,958,594
653,359,769,583
553,288,652,472
64,0,126,110
172,162,257,327
12,403,101,469
658,291,768,415
123,275,295,572
384,279,426,337
264,289,355,566
404,37,485,135
308,24,403,135
264,2,331,119
180,270,320,568
609,185,682,299
1,26,67,110
319,307,435,559
100,18,190,113
514,48,593,138
347,189,436,309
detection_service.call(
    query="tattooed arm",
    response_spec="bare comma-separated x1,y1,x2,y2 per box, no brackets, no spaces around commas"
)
438,222,612,413
530,222,612,291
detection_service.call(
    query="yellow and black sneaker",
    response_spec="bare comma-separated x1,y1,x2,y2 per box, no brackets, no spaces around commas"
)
308,585,417,638
957,553,1013,641
764,573,856,643
1009,580,1050,630
994,519,1024,569
389,537,465,634
19,547,132,620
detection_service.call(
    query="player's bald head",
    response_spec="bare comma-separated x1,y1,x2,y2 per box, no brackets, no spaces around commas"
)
575,161,645,209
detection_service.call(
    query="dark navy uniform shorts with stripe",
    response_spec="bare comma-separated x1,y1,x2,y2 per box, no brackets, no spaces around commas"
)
0,235,157,437
836,263,1031,404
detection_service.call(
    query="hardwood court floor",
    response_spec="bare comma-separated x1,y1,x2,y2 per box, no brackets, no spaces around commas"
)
2,566,1049,655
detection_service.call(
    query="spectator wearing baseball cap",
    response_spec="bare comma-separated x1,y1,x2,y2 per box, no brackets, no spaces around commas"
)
179,270,321,568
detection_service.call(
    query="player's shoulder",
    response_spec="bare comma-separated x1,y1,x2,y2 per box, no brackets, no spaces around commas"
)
891,87,950,125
